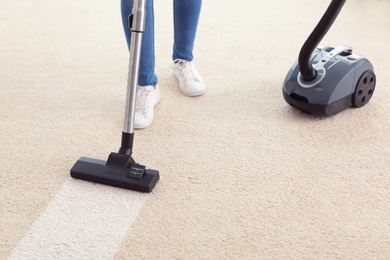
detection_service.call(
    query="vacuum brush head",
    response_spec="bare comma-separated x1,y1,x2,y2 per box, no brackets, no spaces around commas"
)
70,154,159,192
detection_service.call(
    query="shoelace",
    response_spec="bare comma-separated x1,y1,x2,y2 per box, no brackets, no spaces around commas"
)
135,87,154,116
172,59,201,82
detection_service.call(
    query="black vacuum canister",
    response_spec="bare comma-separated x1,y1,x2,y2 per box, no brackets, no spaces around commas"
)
283,45,376,116
282,0,376,116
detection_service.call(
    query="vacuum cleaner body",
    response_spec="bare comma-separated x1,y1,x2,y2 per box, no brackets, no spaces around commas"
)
282,0,376,116
283,45,376,116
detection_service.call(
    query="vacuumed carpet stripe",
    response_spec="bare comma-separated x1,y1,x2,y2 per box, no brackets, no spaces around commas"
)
8,180,147,259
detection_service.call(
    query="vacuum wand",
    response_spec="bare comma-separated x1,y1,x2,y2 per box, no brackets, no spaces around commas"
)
119,0,147,157
70,0,160,192
124,1,146,135
298,0,346,82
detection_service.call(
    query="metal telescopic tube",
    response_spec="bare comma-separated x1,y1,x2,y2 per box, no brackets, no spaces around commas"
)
123,0,146,134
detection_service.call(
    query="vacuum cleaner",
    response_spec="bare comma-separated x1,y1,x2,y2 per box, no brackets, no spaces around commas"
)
283,0,376,116
70,0,159,192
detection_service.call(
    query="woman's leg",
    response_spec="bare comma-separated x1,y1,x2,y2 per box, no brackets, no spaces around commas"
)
121,0,158,86
172,0,205,97
172,0,202,61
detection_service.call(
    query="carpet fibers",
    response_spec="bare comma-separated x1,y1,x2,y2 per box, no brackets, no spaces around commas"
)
1,0,390,259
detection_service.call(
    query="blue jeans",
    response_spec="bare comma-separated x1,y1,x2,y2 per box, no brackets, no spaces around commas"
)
121,0,202,86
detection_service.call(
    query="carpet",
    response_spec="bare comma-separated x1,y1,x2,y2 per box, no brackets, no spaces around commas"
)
1,0,389,259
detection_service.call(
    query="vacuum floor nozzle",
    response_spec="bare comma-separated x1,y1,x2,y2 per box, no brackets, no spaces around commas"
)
70,155,159,193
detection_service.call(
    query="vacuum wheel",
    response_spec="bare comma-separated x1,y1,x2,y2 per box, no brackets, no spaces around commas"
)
352,70,376,108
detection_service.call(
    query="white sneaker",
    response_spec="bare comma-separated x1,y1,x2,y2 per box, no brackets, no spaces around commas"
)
134,85,160,129
172,59,205,97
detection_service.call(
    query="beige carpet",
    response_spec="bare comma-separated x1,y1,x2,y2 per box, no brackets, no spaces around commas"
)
1,0,390,259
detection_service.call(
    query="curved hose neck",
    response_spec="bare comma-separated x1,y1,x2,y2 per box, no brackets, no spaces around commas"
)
299,0,346,82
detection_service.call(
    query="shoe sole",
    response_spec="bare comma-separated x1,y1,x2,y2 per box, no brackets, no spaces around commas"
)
181,88,206,97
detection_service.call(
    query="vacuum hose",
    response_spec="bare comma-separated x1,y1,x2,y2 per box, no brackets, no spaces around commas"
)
298,0,346,81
